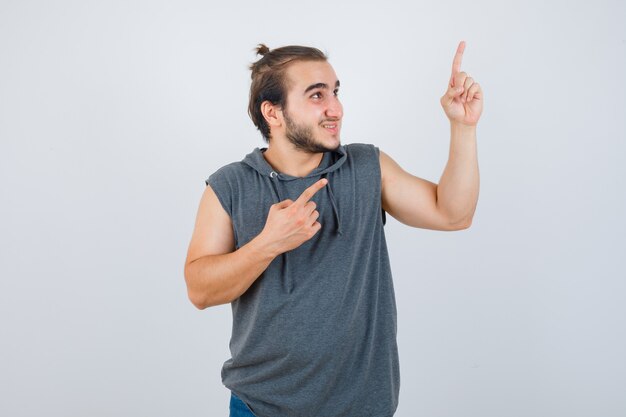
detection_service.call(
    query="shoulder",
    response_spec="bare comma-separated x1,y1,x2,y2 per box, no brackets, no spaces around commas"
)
344,142,380,160
204,161,253,215
346,145,397,182
205,161,251,187
343,143,383,185
204,146,267,196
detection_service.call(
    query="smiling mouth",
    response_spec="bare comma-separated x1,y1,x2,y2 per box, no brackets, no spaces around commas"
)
321,121,340,132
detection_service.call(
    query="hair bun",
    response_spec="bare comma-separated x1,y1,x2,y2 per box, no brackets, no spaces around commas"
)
255,43,270,56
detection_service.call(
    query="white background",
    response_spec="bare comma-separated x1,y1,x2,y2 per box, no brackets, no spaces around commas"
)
1,0,625,416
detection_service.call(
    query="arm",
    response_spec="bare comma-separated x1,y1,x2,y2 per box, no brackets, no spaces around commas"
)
380,143,477,231
184,179,328,309
183,185,275,309
379,41,482,231
435,40,482,227
437,123,479,226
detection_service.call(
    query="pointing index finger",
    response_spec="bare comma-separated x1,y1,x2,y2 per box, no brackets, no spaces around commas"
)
294,178,328,206
449,40,466,87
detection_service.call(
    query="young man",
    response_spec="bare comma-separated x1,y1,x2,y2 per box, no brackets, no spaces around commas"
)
184,42,482,417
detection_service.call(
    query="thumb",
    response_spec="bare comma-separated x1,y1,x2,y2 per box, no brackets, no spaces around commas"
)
273,199,293,210
442,84,463,106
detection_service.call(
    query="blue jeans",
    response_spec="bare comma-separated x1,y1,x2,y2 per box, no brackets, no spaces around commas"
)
229,392,257,417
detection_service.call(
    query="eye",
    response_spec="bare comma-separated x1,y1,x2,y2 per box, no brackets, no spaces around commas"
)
333,88,340,96
311,92,322,99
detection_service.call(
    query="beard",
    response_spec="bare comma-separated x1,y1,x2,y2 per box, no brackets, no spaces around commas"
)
284,110,340,154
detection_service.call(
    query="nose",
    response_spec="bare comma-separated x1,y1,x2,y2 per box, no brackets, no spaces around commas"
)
325,96,343,120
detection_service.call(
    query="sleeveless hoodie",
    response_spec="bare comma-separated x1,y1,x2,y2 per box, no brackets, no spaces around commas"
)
206,143,400,417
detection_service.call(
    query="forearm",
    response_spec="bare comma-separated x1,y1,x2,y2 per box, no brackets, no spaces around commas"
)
436,123,480,226
184,235,276,309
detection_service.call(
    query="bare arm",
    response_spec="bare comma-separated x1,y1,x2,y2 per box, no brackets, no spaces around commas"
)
379,41,482,231
184,185,275,309
433,41,481,226
184,179,327,309
436,123,479,226
185,246,278,309
380,148,476,231
379,124,479,231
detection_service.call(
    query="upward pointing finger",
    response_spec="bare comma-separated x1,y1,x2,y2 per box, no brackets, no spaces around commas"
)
294,178,328,207
449,40,466,87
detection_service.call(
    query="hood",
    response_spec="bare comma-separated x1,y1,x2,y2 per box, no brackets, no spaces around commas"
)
241,145,347,294
242,145,346,234
241,145,347,181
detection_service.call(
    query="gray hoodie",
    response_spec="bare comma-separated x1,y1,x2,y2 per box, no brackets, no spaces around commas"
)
206,143,399,417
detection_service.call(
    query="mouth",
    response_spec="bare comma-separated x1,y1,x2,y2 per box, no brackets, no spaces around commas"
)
321,121,340,134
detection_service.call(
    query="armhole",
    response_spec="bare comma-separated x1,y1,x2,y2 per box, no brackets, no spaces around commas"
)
205,177,231,218
205,175,239,247
371,145,387,226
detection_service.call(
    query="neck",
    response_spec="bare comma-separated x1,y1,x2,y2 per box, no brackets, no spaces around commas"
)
263,139,325,177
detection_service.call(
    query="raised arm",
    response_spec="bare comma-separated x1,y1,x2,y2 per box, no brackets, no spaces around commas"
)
379,41,482,231
380,149,475,231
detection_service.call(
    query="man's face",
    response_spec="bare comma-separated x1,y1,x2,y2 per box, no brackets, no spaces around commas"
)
280,60,343,153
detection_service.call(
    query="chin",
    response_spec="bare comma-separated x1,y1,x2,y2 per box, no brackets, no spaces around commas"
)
322,136,341,151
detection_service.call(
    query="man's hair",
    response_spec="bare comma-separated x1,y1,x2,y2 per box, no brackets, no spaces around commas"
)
248,44,328,142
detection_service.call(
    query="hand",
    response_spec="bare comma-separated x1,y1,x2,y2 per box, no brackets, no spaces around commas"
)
440,41,483,126
258,178,327,256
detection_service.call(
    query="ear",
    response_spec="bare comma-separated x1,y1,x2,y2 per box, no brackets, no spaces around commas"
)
261,101,283,129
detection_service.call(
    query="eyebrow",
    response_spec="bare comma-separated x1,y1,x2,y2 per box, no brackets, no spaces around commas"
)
303,80,340,95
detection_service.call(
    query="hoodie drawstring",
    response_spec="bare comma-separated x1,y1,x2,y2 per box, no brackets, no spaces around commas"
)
269,171,284,201
321,173,342,236
271,171,341,236
269,171,293,293
268,171,342,294
257,144,346,295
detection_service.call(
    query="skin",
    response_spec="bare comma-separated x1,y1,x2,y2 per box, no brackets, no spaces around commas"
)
383,41,481,228
184,41,482,309
283,112,335,154
261,59,344,176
